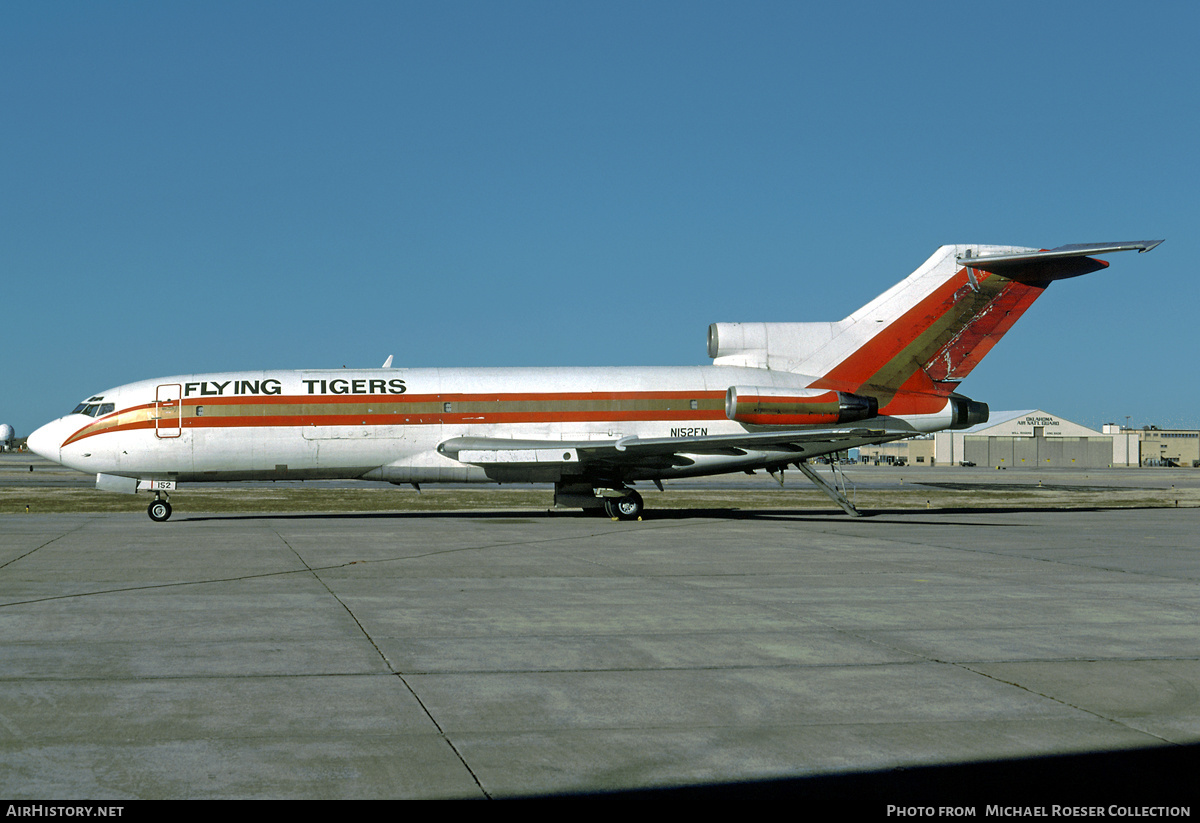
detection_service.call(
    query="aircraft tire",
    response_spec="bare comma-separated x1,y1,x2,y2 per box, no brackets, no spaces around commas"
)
148,500,172,522
605,490,643,521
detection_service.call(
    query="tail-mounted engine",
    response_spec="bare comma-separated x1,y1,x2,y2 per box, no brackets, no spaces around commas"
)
949,395,989,429
726,386,878,426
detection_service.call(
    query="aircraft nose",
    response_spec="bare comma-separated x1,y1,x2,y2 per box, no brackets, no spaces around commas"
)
26,420,63,463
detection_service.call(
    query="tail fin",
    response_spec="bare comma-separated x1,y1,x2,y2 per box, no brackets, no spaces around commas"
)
709,241,1161,407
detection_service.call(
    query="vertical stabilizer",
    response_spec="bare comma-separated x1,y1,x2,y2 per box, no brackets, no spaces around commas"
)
807,244,1045,405
709,241,1161,411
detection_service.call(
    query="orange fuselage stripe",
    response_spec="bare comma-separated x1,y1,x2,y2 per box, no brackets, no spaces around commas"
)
61,391,730,446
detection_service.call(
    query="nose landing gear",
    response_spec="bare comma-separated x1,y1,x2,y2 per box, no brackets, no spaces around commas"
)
147,494,172,522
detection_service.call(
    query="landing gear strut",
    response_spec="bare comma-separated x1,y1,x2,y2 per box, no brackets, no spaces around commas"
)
147,494,172,522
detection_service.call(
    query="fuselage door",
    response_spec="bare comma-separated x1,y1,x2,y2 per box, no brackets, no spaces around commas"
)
155,383,182,438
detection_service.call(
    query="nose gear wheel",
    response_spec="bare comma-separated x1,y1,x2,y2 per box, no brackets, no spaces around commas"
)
148,499,172,522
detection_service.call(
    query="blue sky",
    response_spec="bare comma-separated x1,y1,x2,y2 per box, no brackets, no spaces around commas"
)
3,2,1195,437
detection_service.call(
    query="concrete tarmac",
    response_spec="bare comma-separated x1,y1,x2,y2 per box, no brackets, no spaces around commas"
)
1,503,1199,799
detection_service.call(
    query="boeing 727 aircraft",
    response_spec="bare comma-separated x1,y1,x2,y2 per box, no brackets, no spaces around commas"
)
28,241,1162,521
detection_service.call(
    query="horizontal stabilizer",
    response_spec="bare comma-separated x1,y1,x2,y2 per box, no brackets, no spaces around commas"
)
957,240,1163,283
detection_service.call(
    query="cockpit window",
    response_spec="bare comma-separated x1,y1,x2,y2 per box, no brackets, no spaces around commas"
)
71,403,115,418
71,398,113,417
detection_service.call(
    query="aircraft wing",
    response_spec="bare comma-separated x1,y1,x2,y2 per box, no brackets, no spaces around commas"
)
438,427,911,471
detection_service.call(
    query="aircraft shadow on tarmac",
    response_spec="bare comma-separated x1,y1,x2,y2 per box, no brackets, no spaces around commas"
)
176,503,1180,524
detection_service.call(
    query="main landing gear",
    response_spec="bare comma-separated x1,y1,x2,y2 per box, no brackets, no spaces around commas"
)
603,489,644,521
147,493,172,522
553,482,645,521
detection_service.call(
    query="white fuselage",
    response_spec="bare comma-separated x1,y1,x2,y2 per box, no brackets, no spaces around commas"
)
29,364,947,486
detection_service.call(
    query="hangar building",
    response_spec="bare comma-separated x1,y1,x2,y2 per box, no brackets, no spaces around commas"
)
863,410,1124,468
935,409,1113,468
861,410,1200,469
